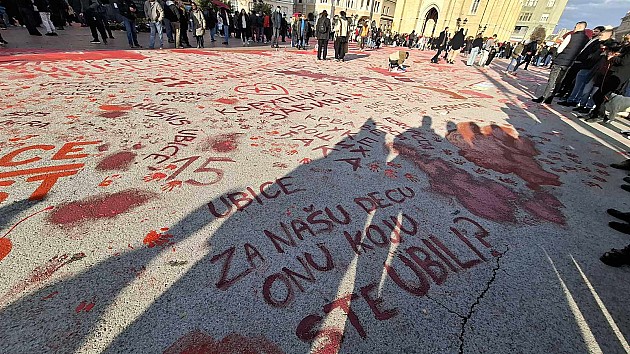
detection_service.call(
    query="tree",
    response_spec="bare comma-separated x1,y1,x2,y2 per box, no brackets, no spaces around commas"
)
252,0,272,15
197,0,232,11
530,26,547,42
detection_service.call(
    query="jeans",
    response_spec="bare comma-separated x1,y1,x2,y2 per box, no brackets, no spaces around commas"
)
171,21,181,48
467,47,480,65
544,55,552,67
163,17,174,41
39,12,55,33
223,27,229,43
272,27,280,46
122,17,139,46
507,56,521,71
566,69,592,103
149,21,163,48
514,54,532,71
210,24,216,40
542,65,569,99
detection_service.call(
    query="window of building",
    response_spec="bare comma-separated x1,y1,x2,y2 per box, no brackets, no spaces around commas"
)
540,13,549,22
518,12,532,22
525,0,538,6
546,0,555,6
469,0,481,14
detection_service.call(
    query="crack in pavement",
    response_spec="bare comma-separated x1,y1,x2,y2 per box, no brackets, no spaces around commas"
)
457,246,509,354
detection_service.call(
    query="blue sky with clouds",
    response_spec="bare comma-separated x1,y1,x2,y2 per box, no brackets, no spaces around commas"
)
556,0,629,31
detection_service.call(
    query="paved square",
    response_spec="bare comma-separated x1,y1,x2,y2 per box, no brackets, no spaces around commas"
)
0,37,629,354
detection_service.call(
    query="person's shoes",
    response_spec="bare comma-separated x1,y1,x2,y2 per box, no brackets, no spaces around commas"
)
543,97,553,104
609,221,630,234
583,111,603,122
532,96,544,103
45,32,55,36
159,46,163,49
103,39,107,44
611,160,630,171
211,39,216,42
90,39,101,44
608,208,630,223
600,245,630,267
622,184,630,193
222,41,228,45
623,176,630,184
109,36,114,39
134,44,142,48
573,106,590,114
168,39,175,43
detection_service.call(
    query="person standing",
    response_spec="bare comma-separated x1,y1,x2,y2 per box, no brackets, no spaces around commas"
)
163,0,180,48
115,0,140,48
218,7,229,45
315,10,330,60
236,9,248,45
467,33,483,66
333,11,349,62
263,11,271,43
34,0,58,36
297,13,308,49
532,21,590,104
205,6,217,42
190,2,204,48
359,22,368,51
557,25,605,98
17,0,42,35
143,0,163,49
430,27,448,63
446,28,464,64
271,6,281,48
85,0,108,43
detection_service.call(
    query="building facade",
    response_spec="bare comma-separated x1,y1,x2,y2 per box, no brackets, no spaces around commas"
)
391,0,523,41
236,0,294,15
292,0,398,30
615,11,630,41
511,0,568,42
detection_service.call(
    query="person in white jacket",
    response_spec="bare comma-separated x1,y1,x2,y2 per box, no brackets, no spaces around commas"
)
333,11,349,62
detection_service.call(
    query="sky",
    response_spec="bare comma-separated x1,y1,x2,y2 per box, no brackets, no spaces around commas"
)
556,0,629,32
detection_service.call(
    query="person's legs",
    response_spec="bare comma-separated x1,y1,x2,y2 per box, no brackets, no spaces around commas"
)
322,39,328,59
539,65,567,101
566,69,591,103
95,15,108,42
478,51,489,66
210,24,216,41
317,39,323,59
122,17,134,46
334,37,341,59
39,12,55,34
523,55,532,70
19,7,41,35
156,21,163,48
149,22,156,48
431,48,442,62
467,47,478,66
172,22,180,47
224,27,229,44
163,18,174,42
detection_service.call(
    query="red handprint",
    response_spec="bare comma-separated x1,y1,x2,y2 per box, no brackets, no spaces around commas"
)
143,172,167,182
161,180,182,192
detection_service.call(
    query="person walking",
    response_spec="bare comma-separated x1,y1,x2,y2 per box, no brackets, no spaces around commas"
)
532,21,590,104
34,0,59,36
506,42,524,74
512,39,540,72
467,33,483,66
446,28,464,64
478,34,497,67
359,22,368,51
315,10,330,60
333,11,349,62
431,27,448,63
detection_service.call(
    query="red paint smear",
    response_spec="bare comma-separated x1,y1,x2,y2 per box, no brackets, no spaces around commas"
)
459,90,495,99
278,70,351,82
132,143,143,150
163,330,284,354
392,142,565,224
0,238,12,262
48,189,156,226
96,151,137,171
98,144,110,152
99,105,132,111
446,122,561,190
214,98,239,105
368,66,403,76
171,49,220,56
99,111,127,119
0,50,146,63
204,134,240,153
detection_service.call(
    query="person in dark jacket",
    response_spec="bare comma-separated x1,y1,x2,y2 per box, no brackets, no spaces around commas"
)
16,0,41,35
114,0,140,48
271,6,281,48
34,0,58,35
446,28,464,64
315,10,330,60
85,0,108,43
236,9,249,45
583,41,630,121
204,7,217,42
559,26,613,106
49,0,68,30
218,7,230,45
163,0,180,47
557,26,604,98
511,39,540,72
431,27,449,63
533,21,590,104
467,33,483,66
177,1,191,47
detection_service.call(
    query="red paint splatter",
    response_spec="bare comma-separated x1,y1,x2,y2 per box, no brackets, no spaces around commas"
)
99,111,127,119
163,330,284,354
98,105,132,111
391,142,564,224
214,98,239,105
458,90,495,99
203,134,240,153
98,144,110,152
96,151,137,171
48,190,156,226
0,238,12,263
446,122,561,190
132,143,143,150
143,229,174,248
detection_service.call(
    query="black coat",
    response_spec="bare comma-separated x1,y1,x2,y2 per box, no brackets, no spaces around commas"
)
235,13,248,30
34,0,51,12
472,38,483,49
436,30,448,49
450,30,465,50
610,46,630,90
554,30,589,67
163,2,179,22
315,16,330,40
573,39,601,70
